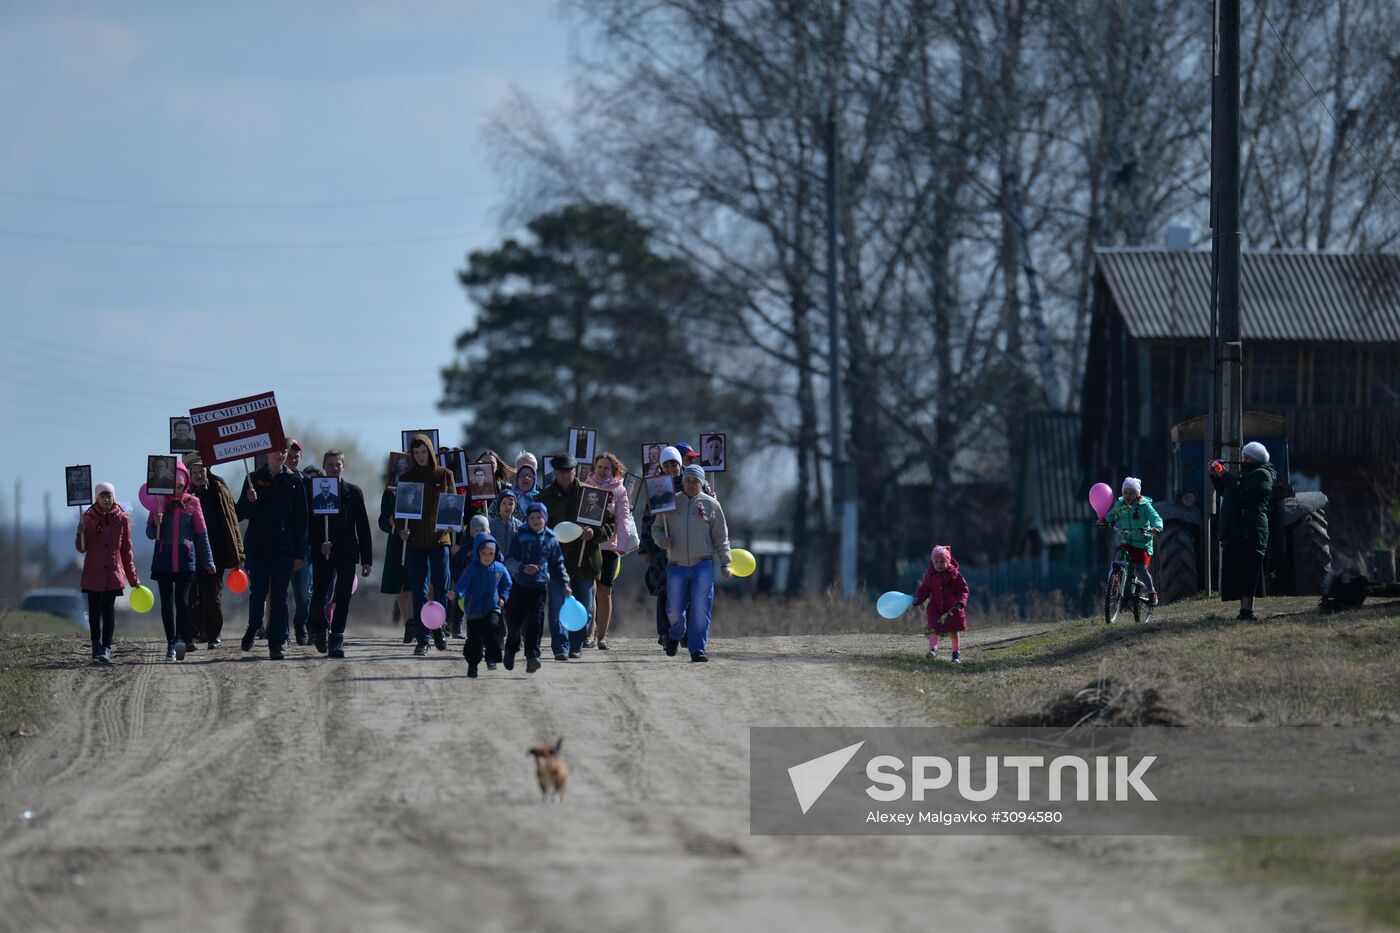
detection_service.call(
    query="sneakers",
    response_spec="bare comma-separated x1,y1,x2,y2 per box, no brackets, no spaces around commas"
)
451,621,464,639
1148,592,1159,607
241,629,256,652
951,650,961,664
526,657,541,674
174,641,187,662
554,652,569,661
597,641,610,651
295,627,309,647
99,646,113,664
268,649,285,660
503,652,516,671
690,652,709,663
433,629,448,651
927,649,938,660
413,643,429,657
403,623,415,644
583,638,595,649
486,662,497,671
568,650,582,659
184,641,198,654
664,638,680,657
467,663,479,678
165,646,177,663
208,639,222,650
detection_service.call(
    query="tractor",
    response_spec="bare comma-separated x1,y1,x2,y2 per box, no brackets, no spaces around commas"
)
1154,412,1332,604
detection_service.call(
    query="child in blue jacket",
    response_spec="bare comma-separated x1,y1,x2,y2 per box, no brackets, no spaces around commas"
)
449,532,512,678
503,503,570,674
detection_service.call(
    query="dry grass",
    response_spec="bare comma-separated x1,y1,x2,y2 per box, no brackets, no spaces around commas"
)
855,595,1400,727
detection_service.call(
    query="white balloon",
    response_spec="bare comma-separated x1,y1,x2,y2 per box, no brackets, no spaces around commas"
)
555,521,584,543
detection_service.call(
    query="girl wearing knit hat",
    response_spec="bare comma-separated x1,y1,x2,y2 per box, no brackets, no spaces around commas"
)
75,482,141,663
1099,476,1164,607
913,546,970,662
146,460,216,662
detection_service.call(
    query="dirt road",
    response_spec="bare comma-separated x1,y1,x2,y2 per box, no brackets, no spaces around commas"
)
0,630,1326,932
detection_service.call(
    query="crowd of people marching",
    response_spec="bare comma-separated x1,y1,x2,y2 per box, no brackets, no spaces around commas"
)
74,434,735,675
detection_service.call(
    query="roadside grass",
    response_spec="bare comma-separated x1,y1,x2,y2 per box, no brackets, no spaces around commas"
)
0,612,69,745
853,594,1400,928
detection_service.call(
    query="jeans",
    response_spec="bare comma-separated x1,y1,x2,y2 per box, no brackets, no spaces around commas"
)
85,590,118,650
190,570,225,642
291,562,312,634
666,560,715,655
309,561,358,637
506,587,548,659
246,553,294,650
548,576,595,655
154,572,195,646
404,546,450,646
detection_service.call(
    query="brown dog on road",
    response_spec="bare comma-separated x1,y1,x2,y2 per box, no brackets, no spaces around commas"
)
529,738,567,802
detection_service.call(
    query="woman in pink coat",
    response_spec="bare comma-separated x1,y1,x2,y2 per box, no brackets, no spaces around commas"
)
913,545,970,663
586,451,639,650
75,482,141,664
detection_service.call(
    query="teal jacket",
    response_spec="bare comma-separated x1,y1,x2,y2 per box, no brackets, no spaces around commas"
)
1104,495,1164,554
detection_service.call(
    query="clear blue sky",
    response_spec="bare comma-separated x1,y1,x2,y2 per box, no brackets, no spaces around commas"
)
0,1,572,525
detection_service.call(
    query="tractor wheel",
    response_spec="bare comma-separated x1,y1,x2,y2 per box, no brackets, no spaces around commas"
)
1288,510,1331,596
1157,520,1199,604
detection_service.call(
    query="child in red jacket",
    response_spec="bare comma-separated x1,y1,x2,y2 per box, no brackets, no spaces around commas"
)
913,545,969,663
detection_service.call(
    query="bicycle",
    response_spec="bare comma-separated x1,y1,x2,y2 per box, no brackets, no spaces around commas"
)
1103,527,1156,625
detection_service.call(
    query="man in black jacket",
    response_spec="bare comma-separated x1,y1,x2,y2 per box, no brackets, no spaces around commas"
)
236,446,308,660
537,455,614,660
307,450,374,658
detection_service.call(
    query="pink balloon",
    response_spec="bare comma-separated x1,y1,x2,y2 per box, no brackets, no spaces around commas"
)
325,602,335,623
351,574,359,594
1089,482,1116,520
138,483,164,515
421,600,446,630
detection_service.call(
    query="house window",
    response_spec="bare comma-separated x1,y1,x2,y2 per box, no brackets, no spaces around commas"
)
1184,347,1211,409
1246,345,1298,406
1312,348,1357,406
1372,351,1400,408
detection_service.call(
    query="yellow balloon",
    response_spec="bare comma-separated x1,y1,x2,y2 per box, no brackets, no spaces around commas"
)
130,585,155,614
458,597,465,611
730,548,756,578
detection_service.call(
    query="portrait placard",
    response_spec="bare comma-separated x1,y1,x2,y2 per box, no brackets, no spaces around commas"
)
435,493,467,532
394,481,425,521
645,475,677,515
577,484,610,527
699,432,727,472
147,455,178,496
66,464,93,507
311,476,341,515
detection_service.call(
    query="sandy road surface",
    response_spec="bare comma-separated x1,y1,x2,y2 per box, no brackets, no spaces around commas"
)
0,630,1325,933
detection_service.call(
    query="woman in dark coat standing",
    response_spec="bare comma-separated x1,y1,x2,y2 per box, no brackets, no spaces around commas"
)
1210,441,1276,620
379,481,413,643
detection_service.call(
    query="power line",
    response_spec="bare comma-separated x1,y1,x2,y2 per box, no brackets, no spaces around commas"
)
1250,0,1400,213
0,227,483,251
0,188,495,211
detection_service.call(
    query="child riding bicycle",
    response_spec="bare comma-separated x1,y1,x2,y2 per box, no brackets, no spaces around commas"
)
1098,477,1164,605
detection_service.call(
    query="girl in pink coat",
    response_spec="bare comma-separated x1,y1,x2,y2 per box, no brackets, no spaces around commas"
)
913,545,970,663
586,451,638,650
75,482,141,664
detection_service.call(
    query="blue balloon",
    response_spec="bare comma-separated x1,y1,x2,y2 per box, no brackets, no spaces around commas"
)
559,596,589,632
876,591,915,620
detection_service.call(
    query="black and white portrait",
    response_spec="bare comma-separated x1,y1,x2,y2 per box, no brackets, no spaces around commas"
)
623,471,644,511
467,461,496,501
386,451,411,487
401,429,440,455
438,448,470,487
577,484,609,527
641,442,665,478
435,492,466,531
66,464,93,507
148,455,178,496
311,476,341,515
699,432,726,472
394,481,425,520
169,417,198,454
645,475,677,515
568,427,596,466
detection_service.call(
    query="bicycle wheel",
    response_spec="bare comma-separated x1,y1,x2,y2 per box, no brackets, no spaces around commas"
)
1104,570,1124,624
1131,585,1144,623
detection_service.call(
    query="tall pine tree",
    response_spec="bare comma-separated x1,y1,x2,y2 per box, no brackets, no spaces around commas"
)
442,204,760,462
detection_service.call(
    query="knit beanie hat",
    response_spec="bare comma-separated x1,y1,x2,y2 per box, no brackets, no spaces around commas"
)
526,502,548,521
682,464,707,484
95,482,117,500
469,514,490,536
931,545,951,563
1121,476,1142,494
515,451,538,472
660,446,683,466
1242,441,1270,463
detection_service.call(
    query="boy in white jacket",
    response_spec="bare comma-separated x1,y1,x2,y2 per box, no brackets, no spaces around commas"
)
651,465,732,662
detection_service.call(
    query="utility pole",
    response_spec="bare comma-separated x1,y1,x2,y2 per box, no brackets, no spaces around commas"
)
42,490,52,581
1208,0,1243,594
11,480,20,602
825,110,857,598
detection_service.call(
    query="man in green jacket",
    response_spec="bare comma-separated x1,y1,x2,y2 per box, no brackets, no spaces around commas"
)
537,455,614,659
1211,441,1277,620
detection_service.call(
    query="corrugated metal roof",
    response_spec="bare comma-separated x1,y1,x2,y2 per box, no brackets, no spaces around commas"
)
1095,249,1400,342
1026,413,1081,530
